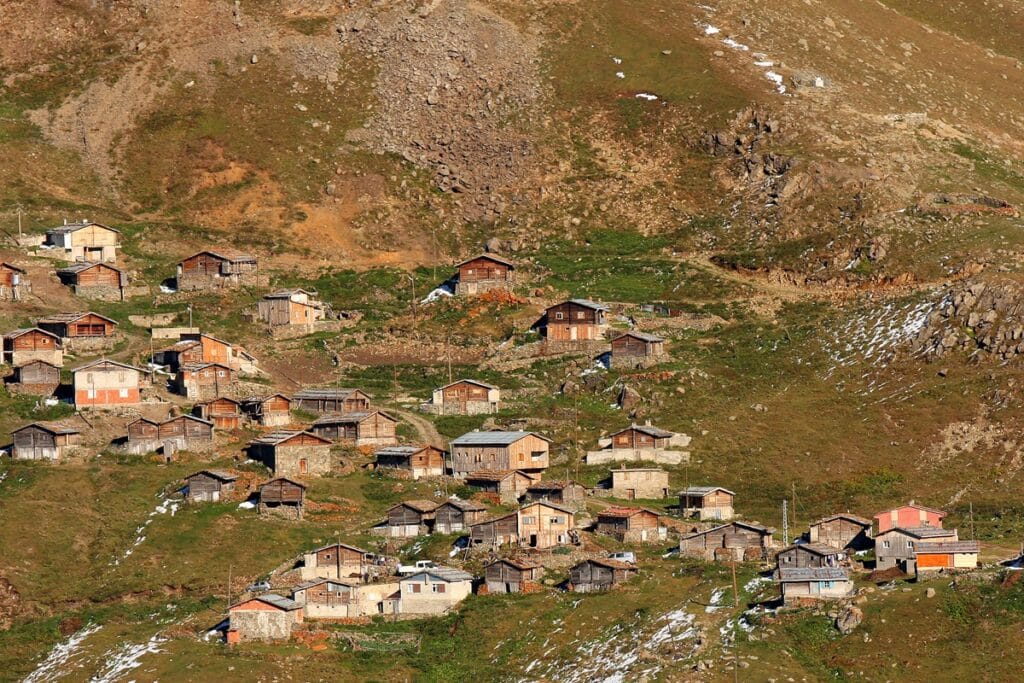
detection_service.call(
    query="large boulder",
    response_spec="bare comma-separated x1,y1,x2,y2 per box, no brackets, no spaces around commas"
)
835,605,863,635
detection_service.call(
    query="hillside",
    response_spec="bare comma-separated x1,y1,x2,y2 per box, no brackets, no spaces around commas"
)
2,1,1024,681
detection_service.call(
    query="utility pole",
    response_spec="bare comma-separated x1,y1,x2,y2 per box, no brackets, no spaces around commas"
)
731,557,739,607
446,331,453,384
227,562,233,606
187,305,193,329
573,393,580,483
969,502,975,539
782,499,789,547
16,206,23,238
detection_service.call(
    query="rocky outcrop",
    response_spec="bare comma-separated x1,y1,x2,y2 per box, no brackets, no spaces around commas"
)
913,281,1024,361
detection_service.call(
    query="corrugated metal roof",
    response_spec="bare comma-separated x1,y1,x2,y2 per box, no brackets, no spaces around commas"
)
390,500,439,513
777,567,850,582
183,248,255,263
402,566,474,583
294,388,363,399
811,513,872,527
375,445,436,458
231,594,301,611
13,421,80,435
886,526,956,539
597,506,661,519
679,486,735,497
37,311,118,325
450,430,550,446
3,327,60,340
455,253,516,269
189,469,237,482
915,541,980,554
57,261,125,275
486,557,540,570
313,410,396,425
615,331,664,343
579,558,637,571
565,299,609,311
780,542,843,557
611,423,674,439
252,430,329,446
440,378,497,391
310,541,370,555
47,221,121,234
70,358,143,373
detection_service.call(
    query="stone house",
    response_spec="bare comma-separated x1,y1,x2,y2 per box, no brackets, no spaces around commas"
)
293,388,372,414
679,487,736,521
874,502,946,534
71,359,143,408
454,254,514,296
56,261,127,300
523,480,587,509
422,379,501,415
433,499,488,534
125,414,214,455
292,579,400,619
185,470,237,502
609,331,666,369
6,359,61,395
310,411,398,447
385,500,439,538
241,393,292,427
569,559,638,593
776,543,846,569
44,221,120,262
610,467,670,500
300,543,375,582
193,397,243,430
539,299,609,342
174,362,235,400
595,507,667,543
11,422,81,460
679,521,776,562
808,513,873,551
36,312,118,353
484,558,543,594
249,430,333,478
469,501,576,549
915,540,980,575
258,478,306,519
257,289,327,327
373,445,446,479
399,567,474,615
776,567,855,605
3,328,63,367
227,595,303,643
449,430,551,477
176,249,258,290
464,469,539,504
0,262,30,300
874,526,958,573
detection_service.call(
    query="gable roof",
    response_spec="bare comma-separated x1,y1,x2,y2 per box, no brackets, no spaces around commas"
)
56,261,124,275
264,288,317,299
613,331,665,343
811,513,872,528
879,526,956,540
520,500,575,516
252,430,331,447
242,393,292,405
556,299,609,312
228,594,301,612
312,410,397,426
776,567,850,582
679,486,735,498
71,358,143,373
437,498,487,512
464,469,538,483
610,423,675,439
527,480,583,492
682,520,775,540
187,469,237,483
577,558,637,571
450,430,551,447
46,221,120,235
15,359,62,370
402,566,474,583
310,542,370,555
178,362,233,373
4,327,61,342
597,506,662,519
293,388,366,400
182,248,256,263
12,421,80,436
292,577,359,592
389,500,439,514
37,311,118,325
456,253,515,269
486,557,541,571
914,541,980,554
779,542,843,557
0,262,25,273
260,477,307,490
130,414,214,429
874,503,947,520
375,445,443,459
440,378,498,391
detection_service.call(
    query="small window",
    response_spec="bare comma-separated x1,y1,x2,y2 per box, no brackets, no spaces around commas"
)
882,540,890,549
550,516,564,524
531,451,544,460
522,516,535,525
577,311,585,319
217,370,225,377
554,312,563,320
908,541,914,549
432,584,446,594
411,583,421,593
119,388,129,398
118,372,125,382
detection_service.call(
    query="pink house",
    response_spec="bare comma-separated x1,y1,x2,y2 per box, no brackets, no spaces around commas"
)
873,502,946,534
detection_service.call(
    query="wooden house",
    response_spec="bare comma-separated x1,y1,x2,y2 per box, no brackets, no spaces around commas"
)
595,507,667,543
301,543,374,582
71,359,143,408
808,513,873,551
7,359,61,395
373,445,446,479
0,262,30,300
539,299,609,342
469,501,576,549
610,468,670,500
293,388,371,414
874,503,946,534
423,379,500,415
399,566,474,615
3,328,63,366
776,567,855,605
433,499,488,534
464,469,539,504
386,500,439,537
915,541,980,575
292,578,400,619
587,423,688,465
484,558,542,594
875,526,958,573
609,332,666,368
679,487,735,521
310,411,398,447
608,424,675,451
679,521,776,562
36,312,118,345
155,333,257,374
241,393,292,427
174,362,234,400
227,594,303,643
249,430,333,478
257,289,326,327
176,249,258,290
569,559,638,593
11,422,81,461
125,414,214,455
185,470,237,502
258,477,307,519
523,480,587,508
449,430,551,477
45,221,121,262
454,254,514,295
776,543,845,569
193,397,243,430
56,261,127,300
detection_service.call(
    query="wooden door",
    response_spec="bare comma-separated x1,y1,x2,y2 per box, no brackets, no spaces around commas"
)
299,459,308,475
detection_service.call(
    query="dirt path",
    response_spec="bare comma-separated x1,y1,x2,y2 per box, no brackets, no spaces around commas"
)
393,409,445,449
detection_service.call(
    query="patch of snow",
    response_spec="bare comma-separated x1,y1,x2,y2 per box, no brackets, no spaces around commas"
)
112,497,179,565
754,60,774,67
615,71,625,79
24,623,102,683
159,284,177,294
704,25,721,35
612,57,622,64
89,634,165,683
421,283,454,304
237,500,256,509
764,71,786,93
635,92,658,101
706,587,727,612
743,576,773,594
722,38,749,51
